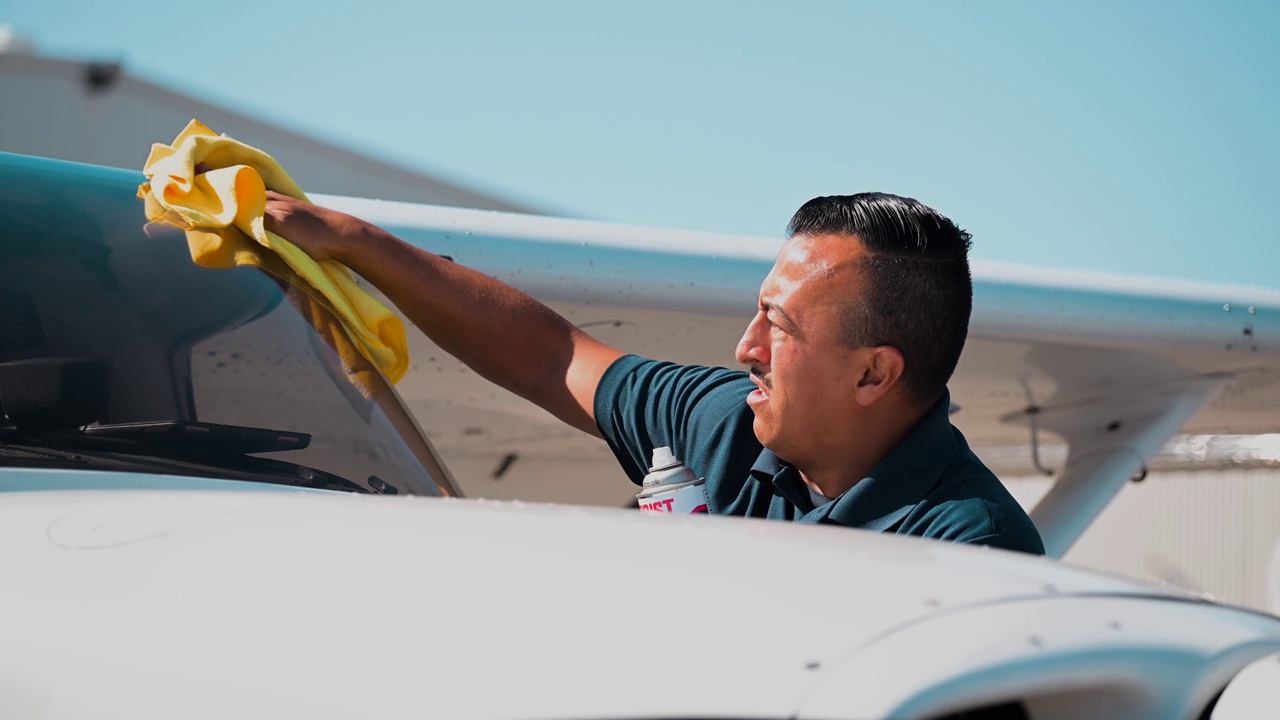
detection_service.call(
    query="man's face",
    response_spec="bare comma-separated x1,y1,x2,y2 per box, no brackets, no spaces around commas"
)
734,233,868,465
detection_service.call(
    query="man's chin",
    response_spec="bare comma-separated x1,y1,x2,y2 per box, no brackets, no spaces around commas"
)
751,417,777,450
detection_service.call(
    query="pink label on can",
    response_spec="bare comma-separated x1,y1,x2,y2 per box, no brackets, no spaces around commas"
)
637,481,708,514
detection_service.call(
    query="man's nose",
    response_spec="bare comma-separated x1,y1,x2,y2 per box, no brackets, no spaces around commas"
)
735,314,768,367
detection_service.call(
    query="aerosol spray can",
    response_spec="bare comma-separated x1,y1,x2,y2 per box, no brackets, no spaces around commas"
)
636,446,709,514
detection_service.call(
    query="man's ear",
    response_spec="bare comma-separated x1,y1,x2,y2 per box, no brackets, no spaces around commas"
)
853,346,905,406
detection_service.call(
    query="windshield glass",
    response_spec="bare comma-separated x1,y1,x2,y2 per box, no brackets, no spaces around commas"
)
0,152,454,496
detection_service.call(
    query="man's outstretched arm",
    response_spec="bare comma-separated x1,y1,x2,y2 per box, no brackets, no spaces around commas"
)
264,192,623,438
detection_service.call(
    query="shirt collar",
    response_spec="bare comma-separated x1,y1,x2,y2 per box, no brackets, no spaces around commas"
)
749,452,816,511
752,391,959,528
749,450,786,482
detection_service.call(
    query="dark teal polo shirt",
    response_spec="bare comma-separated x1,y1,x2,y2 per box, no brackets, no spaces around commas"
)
595,355,1045,555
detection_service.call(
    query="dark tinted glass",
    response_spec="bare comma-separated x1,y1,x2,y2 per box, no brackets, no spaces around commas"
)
0,152,454,496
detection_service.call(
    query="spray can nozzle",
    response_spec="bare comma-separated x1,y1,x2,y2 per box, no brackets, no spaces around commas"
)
649,446,681,473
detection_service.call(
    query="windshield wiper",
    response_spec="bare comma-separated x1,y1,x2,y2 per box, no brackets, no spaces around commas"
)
81,420,311,454
0,420,367,493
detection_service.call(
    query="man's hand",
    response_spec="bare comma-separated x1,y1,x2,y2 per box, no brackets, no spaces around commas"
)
263,191,364,264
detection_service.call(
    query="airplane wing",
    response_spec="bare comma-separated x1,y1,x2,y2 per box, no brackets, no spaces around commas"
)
315,194,1280,557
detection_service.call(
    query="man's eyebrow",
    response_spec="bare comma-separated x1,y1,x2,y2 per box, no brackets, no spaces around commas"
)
761,299,799,329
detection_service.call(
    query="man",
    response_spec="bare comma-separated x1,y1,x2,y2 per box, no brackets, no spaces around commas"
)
265,191,1044,554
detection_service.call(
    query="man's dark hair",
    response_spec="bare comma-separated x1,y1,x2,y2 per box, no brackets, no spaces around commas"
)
786,193,973,407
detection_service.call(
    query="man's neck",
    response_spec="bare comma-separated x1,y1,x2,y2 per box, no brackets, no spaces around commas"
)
798,462,873,501
795,406,922,499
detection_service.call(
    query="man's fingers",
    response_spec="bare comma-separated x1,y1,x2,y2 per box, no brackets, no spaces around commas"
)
262,193,292,233
263,193,305,229
262,201,289,234
262,194,339,262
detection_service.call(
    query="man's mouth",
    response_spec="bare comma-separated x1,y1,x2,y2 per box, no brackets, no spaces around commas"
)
747,369,771,405
749,367,771,389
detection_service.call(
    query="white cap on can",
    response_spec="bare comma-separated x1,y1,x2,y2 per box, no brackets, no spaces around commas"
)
649,446,680,472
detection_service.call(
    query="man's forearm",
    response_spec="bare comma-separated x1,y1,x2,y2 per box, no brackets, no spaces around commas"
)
336,222,608,436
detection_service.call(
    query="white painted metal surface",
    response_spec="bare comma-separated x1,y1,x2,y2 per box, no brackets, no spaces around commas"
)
1213,652,1280,719
1,477,1278,719
800,596,1280,720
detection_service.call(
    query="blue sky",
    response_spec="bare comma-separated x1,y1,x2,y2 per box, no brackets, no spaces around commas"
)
7,1,1279,286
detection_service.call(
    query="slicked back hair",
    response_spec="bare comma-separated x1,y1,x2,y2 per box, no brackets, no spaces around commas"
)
786,193,973,407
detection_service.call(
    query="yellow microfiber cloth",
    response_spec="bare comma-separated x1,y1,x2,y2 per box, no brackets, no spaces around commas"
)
137,119,409,386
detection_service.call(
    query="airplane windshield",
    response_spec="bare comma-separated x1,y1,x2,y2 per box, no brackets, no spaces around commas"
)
0,152,455,496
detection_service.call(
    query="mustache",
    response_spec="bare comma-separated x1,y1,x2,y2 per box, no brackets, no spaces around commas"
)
749,366,772,391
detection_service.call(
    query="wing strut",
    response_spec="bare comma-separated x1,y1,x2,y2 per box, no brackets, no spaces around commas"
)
1018,374,1234,558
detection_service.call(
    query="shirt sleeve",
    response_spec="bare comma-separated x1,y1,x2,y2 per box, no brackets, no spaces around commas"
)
594,355,759,488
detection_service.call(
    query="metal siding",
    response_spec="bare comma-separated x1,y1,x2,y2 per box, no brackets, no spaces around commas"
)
1006,470,1280,612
